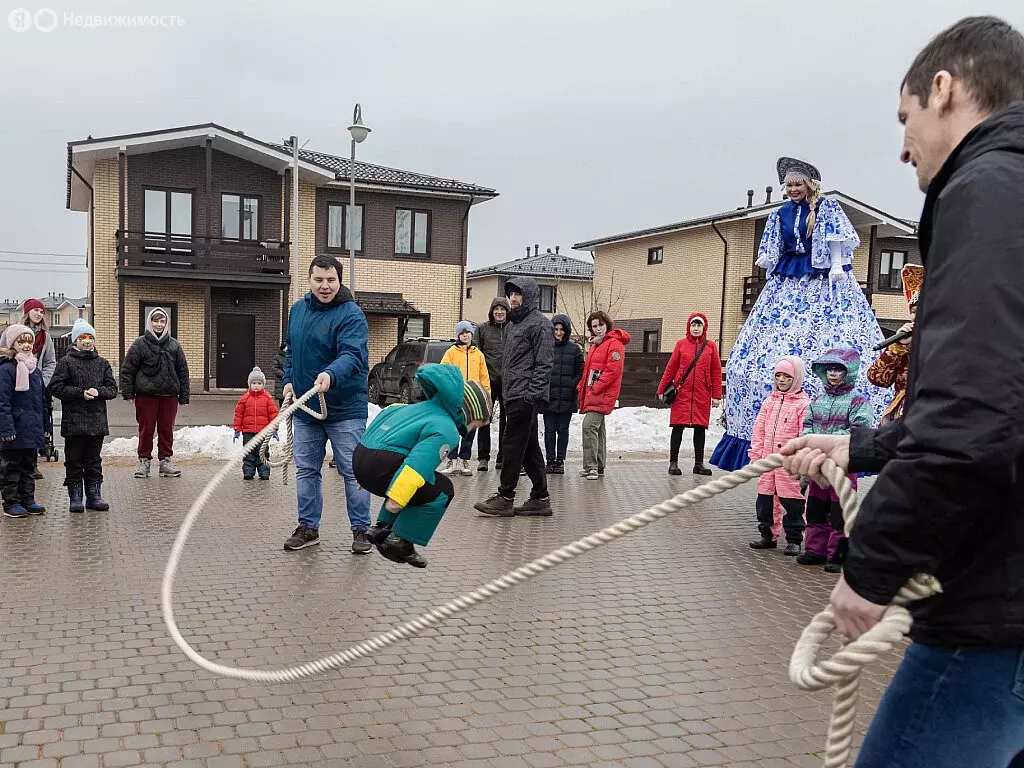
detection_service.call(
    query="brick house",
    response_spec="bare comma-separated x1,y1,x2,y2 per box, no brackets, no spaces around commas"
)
0,294,88,336
66,123,497,390
464,245,594,332
573,188,920,359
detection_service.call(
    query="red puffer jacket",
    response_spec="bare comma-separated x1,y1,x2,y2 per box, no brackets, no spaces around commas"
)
657,313,722,428
578,329,631,415
233,389,280,434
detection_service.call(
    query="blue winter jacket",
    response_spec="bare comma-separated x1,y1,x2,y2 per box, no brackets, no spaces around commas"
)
283,286,369,424
0,356,51,450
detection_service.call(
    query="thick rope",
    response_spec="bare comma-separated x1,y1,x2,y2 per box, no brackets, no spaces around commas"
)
162,392,940,768
255,391,328,484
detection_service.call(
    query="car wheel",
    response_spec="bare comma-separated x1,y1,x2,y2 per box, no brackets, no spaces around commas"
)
368,376,386,407
399,381,413,404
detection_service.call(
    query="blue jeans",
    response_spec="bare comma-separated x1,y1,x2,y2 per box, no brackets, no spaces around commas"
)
292,418,371,532
855,643,1024,768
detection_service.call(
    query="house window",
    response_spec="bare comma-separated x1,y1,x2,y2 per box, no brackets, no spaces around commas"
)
648,247,664,265
144,188,193,251
643,330,660,353
327,203,364,251
138,301,179,339
51,312,61,327
401,315,429,343
466,286,473,299
538,285,557,313
395,209,430,256
879,250,907,291
221,194,260,241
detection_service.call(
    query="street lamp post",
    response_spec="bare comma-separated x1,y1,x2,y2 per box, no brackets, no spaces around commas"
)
347,104,371,293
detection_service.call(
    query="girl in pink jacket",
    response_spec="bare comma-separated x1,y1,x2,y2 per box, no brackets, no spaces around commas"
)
748,356,809,555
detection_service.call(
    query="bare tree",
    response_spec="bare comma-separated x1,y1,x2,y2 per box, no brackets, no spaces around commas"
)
561,270,630,347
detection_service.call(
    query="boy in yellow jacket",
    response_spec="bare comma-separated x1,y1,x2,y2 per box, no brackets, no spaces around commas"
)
439,321,490,475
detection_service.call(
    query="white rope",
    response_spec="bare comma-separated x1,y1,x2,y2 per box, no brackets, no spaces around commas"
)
254,390,327,484
162,394,940,768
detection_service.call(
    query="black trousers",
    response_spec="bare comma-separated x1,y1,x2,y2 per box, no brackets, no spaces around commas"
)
805,494,845,532
670,425,706,463
1,448,37,508
755,493,806,544
241,432,270,478
542,412,572,463
498,399,547,500
477,377,505,463
64,435,105,485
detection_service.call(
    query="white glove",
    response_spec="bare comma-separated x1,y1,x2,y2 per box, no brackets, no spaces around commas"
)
829,263,845,286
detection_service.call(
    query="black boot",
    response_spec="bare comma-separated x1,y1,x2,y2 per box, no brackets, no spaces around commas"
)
552,460,565,475
84,480,110,511
378,535,427,568
692,463,712,476
668,462,682,476
366,524,392,547
67,480,85,513
824,538,849,574
749,537,776,549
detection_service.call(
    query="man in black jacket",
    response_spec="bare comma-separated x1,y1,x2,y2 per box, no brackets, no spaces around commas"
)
474,278,554,517
783,17,1024,767
474,296,510,471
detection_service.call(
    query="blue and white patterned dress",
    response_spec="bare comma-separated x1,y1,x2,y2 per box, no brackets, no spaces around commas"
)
709,196,890,471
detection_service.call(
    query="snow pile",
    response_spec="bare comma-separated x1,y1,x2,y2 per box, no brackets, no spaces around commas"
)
102,402,722,461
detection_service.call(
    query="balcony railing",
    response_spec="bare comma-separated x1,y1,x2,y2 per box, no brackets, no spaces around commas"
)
742,275,872,313
116,231,289,277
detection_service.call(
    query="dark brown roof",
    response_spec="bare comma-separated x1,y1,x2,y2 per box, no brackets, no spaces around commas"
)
355,291,420,316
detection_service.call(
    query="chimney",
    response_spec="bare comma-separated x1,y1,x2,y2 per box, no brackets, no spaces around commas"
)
534,244,539,256
765,186,773,204
555,246,560,255
525,246,530,258
546,247,552,254
746,189,754,208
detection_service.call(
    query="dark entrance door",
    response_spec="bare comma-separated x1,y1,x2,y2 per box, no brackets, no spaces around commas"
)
217,314,255,388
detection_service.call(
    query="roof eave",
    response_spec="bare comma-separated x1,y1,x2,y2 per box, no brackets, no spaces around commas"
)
325,178,498,201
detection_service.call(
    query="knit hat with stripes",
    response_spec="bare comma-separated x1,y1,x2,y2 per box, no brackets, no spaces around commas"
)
462,380,492,425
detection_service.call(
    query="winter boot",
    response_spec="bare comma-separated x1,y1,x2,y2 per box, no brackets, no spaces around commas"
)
796,551,827,566
784,542,802,557
668,462,682,476
85,481,109,512
159,459,182,477
366,524,392,547
552,460,565,475
134,458,151,478
545,461,554,474
474,493,515,517
477,460,489,472
68,480,85,513
824,538,849,574
693,463,713,476
378,535,427,568
749,537,776,549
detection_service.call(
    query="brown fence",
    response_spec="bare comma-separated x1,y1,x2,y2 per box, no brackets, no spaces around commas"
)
618,352,671,408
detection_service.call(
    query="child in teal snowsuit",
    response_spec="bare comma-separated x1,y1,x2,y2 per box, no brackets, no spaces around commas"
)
355,364,491,568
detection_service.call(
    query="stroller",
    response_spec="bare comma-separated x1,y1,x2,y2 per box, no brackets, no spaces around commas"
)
38,390,59,463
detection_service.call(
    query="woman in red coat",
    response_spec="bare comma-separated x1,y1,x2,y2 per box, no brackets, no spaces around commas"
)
657,312,722,476
577,311,630,480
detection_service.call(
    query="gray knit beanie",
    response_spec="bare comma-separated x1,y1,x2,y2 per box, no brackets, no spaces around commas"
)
248,366,266,385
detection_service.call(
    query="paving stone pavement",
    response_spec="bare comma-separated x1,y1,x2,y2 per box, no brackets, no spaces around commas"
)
1,459,902,767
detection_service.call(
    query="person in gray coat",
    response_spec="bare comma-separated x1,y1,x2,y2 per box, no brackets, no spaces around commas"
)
473,296,510,471
474,277,554,517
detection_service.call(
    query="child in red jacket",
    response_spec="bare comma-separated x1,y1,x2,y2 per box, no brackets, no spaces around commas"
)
233,367,280,480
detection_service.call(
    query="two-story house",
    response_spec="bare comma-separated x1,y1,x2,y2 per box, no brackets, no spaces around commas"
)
0,294,88,337
464,245,594,333
66,123,497,391
573,187,920,359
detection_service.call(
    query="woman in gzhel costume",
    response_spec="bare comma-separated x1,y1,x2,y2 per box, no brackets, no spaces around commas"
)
710,156,889,470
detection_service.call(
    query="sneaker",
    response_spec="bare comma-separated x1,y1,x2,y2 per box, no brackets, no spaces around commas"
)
351,529,372,554
551,461,565,475
25,503,45,515
668,462,683,476
459,459,473,476
328,460,337,469
749,537,776,549
283,524,320,551
579,468,591,477
693,464,713,476
545,462,554,474
2,505,29,518
134,458,151,478
796,552,827,566
366,524,392,547
438,458,457,475
243,474,255,481
585,469,600,480
477,460,489,472
784,542,802,557
514,496,553,517
159,459,181,477
474,493,515,517
258,473,270,480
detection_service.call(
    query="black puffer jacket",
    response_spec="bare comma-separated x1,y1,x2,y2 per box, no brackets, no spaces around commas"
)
845,103,1024,646
543,314,584,415
119,332,190,403
475,297,511,384
502,278,554,406
272,342,287,402
49,348,118,437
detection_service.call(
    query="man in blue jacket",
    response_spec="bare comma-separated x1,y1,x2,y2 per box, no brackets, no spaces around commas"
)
281,254,372,553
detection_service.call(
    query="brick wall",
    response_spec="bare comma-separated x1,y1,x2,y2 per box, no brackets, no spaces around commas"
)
314,188,470,267
367,316,400,366
92,158,120,365
121,282,205,392
210,288,282,385
126,147,282,240
613,318,664,350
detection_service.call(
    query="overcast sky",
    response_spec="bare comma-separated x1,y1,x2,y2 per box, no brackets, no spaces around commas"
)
1,0,1021,299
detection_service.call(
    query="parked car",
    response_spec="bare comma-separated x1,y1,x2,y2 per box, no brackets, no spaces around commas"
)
368,337,452,406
